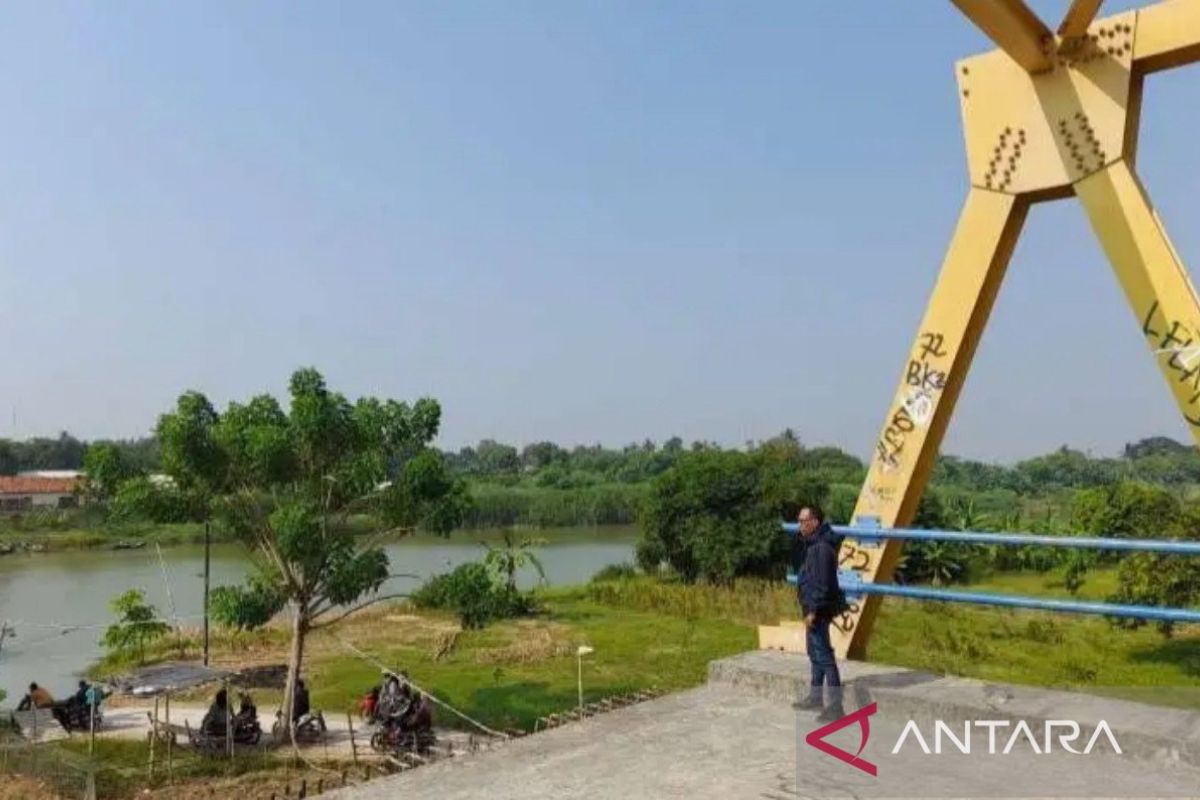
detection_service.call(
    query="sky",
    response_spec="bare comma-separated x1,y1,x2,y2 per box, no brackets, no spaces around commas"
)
1,0,1198,463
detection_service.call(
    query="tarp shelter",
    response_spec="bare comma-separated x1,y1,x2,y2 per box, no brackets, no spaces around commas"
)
108,661,232,697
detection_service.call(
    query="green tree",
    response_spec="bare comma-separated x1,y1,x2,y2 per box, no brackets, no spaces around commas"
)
162,368,468,730
637,449,826,583
81,442,141,504
1061,549,1094,596
897,493,973,585
0,440,17,476
483,530,547,592
109,477,193,523
476,439,520,476
102,589,170,664
1108,505,1200,637
1072,481,1182,539
411,561,530,629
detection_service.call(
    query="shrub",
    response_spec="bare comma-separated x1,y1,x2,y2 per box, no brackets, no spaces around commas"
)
102,589,170,665
412,562,535,629
590,562,639,582
109,477,194,524
637,449,826,584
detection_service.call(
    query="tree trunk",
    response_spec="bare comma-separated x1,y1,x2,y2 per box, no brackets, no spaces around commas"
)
282,606,309,735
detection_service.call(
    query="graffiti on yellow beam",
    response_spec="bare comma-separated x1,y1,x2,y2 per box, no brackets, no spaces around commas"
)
759,1,1200,661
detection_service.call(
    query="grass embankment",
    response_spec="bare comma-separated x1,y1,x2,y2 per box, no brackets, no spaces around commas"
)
93,586,756,731
459,481,645,528
58,567,1200,797
873,569,1200,708
94,566,1200,728
0,522,211,552
2,734,351,800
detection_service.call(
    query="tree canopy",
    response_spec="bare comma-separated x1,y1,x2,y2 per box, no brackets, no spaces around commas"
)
155,368,469,729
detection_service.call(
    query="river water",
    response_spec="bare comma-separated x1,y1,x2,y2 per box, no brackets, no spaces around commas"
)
0,525,637,704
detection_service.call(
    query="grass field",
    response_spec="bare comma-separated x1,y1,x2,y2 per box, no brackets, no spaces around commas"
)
29,565,1200,797
93,565,1200,728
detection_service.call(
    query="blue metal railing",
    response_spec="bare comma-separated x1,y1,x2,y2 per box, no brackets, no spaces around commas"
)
783,519,1200,623
783,571,1200,623
781,522,1200,555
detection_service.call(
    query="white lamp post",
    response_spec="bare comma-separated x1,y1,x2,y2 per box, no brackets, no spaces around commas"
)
576,645,594,713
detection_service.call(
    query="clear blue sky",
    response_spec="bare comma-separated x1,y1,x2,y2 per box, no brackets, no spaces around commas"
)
1,1,1196,462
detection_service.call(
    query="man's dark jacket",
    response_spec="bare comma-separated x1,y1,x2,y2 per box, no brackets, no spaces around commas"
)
799,529,844,618
791,521,843,581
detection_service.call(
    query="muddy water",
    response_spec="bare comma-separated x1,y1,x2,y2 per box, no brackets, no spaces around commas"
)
0,526,637,703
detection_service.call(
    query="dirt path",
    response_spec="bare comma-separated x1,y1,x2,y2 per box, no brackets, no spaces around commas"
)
13,703,481,761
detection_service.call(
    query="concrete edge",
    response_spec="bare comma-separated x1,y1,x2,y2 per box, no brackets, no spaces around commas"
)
707,652,1200,769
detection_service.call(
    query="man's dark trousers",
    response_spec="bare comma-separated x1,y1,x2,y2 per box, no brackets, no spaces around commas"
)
806,615,840,695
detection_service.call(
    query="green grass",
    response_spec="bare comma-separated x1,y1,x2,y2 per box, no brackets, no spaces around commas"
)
0,521,214,551
91,565,1200,742
870,566,1200,709
306,589,753,731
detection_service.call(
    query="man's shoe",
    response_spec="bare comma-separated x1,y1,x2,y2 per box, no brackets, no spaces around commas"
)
815,705,846,723
791,696,822,711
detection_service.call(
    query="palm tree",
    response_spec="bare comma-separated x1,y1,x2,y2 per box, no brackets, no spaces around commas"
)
483,530,548,592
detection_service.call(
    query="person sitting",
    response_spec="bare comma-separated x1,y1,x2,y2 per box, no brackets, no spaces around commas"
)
236,692,258,725
403,691,432,734
378,673,402,717
292,679,311,723
387,682,415,727
51,680,99,730
201,688,231,737
17,682,54,711
84,683,106,714
358,686,380,722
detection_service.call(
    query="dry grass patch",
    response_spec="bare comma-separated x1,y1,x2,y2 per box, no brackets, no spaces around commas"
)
473,620,576,665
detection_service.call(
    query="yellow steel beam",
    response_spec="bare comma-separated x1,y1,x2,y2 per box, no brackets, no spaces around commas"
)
950,0,1056,73
1059,0,1105,39
1075,161,1200,445
761,0,1200,661
834,189,1029,660
1134,0,1200,74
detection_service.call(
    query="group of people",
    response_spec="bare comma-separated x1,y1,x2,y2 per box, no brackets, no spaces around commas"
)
200,687,262,738
16,680,106,731
359,671,432,735
199,677,323,743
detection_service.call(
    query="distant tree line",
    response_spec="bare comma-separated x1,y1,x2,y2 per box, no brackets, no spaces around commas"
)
5,428,1198,495
0,432,158,476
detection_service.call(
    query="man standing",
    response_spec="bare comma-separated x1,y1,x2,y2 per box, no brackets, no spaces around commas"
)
790,506,843,605
791,505,845,722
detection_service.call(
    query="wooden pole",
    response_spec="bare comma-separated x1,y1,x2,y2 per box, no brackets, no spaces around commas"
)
165,694,173,783
203,521,211,667
0,620,13,658
225,681,233,762
347,713,358,765
89,697,96,756
149,697,159,782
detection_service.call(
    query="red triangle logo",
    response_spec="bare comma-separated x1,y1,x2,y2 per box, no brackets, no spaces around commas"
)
804,702,878,777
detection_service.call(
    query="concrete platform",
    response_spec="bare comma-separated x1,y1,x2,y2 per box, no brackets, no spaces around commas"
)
325,653,1200,799
709,651,1200,769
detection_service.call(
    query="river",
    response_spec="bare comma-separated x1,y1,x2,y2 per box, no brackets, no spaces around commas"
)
0,525,638,704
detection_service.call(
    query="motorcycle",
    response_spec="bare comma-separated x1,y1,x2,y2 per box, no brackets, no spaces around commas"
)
52,702,103,733
369,716,436,756
272,709,327,743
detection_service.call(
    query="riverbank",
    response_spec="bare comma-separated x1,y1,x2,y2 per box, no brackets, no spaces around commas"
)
85,567,1200,724
0,522,212,553
9,568,1200,797
0,514,636,555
